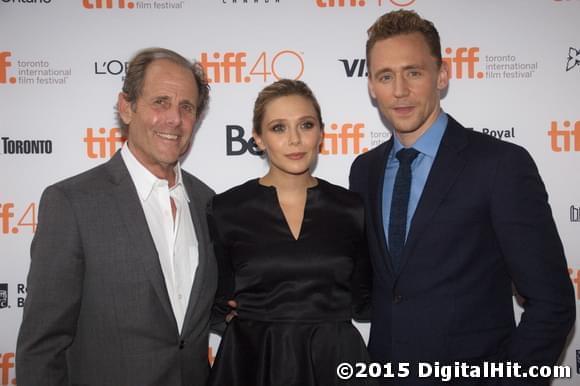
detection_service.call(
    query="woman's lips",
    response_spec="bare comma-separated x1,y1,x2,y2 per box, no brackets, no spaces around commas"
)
285,152,306,160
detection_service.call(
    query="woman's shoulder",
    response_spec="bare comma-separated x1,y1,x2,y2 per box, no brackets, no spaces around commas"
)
211,178,262,210
315,178,363,207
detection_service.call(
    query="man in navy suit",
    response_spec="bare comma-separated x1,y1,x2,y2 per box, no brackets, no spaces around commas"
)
349,10,575,385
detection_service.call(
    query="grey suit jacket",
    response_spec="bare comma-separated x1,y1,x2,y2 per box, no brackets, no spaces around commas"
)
16,151,217,386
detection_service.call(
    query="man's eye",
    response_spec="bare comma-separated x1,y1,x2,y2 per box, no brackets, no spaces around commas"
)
181,104,195,113
379,74,392,82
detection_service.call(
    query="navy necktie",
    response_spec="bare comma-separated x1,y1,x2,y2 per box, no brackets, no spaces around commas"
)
388,147,419,273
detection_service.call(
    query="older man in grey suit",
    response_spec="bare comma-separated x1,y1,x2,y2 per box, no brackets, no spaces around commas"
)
16,48,217,386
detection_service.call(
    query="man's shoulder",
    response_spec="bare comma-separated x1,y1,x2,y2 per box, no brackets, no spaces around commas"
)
464,128,529,161
352,140,390,169
181,169,215,199
51,158,117,195
447,116,528,160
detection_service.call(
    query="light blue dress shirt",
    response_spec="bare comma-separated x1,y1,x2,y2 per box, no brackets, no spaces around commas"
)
382,112,448,247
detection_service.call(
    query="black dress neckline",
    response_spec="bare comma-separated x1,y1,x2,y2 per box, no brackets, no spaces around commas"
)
253,177,323,192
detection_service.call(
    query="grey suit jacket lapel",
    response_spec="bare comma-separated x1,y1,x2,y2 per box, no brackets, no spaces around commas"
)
106,152,178,331
180,175,210,337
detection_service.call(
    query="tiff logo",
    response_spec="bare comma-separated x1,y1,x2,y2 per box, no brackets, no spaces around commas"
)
548,120,580,152
201,52,247,83
320,123,367,155
0,52,16,85
83,0,135,8
84,127,126,158
316,0,416,7
199,50,304,84
569,268,580,300
316,0,366,6
443,47,484,79
0,203,37,234
571,205,580,222
0,353,15,386
0,204,14,235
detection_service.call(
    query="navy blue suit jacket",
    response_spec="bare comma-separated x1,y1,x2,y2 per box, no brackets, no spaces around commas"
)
349,115,575,384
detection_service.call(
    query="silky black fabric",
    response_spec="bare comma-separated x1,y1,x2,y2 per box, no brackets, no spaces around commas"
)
207,178,375,386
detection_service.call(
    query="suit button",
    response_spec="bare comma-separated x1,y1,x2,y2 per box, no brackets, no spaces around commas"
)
179,340,185,350
393,294,403,304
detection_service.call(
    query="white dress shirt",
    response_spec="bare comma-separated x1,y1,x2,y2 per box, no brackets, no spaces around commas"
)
121,143,198,334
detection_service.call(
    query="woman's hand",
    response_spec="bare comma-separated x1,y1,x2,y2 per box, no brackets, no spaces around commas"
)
225,300,238,323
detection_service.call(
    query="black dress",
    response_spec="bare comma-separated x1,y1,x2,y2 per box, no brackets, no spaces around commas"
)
207,178,375,386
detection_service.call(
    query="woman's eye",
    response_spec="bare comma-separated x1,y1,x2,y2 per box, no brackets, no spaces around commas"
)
301,121,315,129
271,124,285,132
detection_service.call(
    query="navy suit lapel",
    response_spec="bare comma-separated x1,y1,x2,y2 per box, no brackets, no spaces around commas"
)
369,139,396,277
106,152,178,331
399,117,469,274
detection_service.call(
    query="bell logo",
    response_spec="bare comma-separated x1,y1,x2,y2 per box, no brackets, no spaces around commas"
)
84,127,126,159
225,125,263,156
548,120,580,152
0,52,16,85
320,123,367,155
443,47,484,79
82,0,135,9
200,51,304,84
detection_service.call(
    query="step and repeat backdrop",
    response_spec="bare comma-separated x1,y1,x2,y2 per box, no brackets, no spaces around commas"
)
1,0,579,384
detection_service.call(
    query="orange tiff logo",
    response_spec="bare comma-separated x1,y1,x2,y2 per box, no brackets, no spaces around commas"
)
568,267,580,300
199,51,304,84
316,0,366,6
84,127,126,159
82,0,135,8
0,202,37,235
0,353,15,386
0,52,16,85
320,123,367,155
315,0,416,6
548,120,580,152
443,47,484,79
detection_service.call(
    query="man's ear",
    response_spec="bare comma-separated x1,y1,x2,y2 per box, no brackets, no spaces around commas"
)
117,92,133,126
368,77,377,100
437,61,450,91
